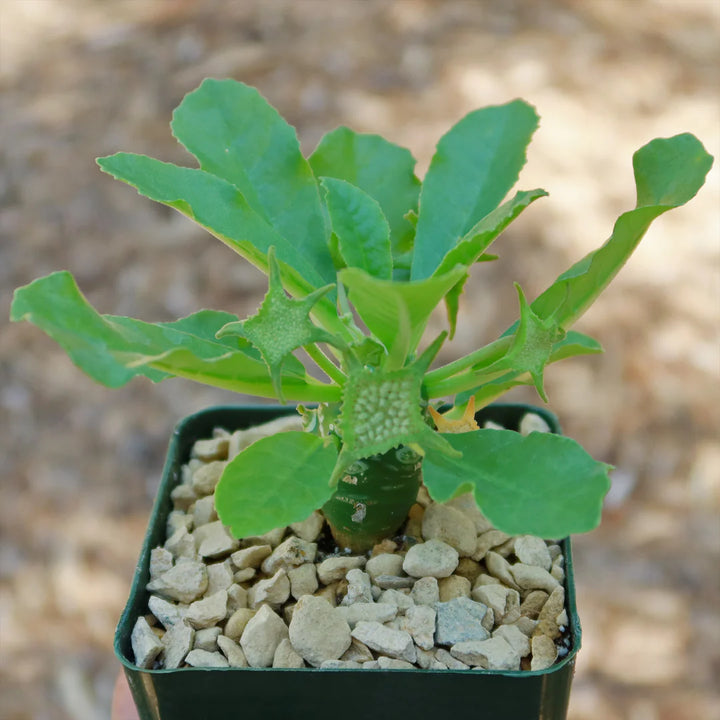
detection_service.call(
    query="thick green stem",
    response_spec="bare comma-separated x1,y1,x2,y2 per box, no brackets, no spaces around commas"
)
322,446,422,553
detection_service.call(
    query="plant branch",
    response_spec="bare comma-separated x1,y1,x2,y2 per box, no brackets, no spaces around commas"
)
424,367,512,399
424,336,512,386
304,343,346,385
149,361,343,402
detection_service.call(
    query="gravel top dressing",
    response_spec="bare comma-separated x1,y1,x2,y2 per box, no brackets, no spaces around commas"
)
131,414,572,673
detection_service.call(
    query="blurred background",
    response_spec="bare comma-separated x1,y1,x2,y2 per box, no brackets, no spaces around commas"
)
1,1,718,718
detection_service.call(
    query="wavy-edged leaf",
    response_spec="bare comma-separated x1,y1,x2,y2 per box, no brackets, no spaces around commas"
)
216,432,339,538
97,153,333,295
10,271,339,401
321,178,392,279
309,126,420,261
634,132,713,207
528,133,713,329
411,100,539,280
171,79,334,285
11,271,163,387
423,430,611,537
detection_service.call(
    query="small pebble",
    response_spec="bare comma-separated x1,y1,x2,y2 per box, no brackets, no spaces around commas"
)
162,622,194,669
342,569,373,605
288,595,352,667
193,626,221,651
186,590,228,629
149,548,174,579
531,635,558,670
131,617,163,669
514,536,552,571
185,649,229,668
435,597,490,646
224,608,256,641
519,413,551,435
421,503,477,557
272,638,306,668
351,621,416,664
365,553,405,581
316,556,366,584
217,635,248,667
146,561,208,604
249,569,290,609
240,605,289,668
261,536,317,575
435,648,469,670
194,521,239,559
191,461,226,495
451,636,521,671
334,603,397,628
403,539,459,578
288,563,319,600
410,576,439,606
231,544,272,570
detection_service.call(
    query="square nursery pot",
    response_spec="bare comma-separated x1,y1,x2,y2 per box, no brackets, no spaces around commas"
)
115,403,582,720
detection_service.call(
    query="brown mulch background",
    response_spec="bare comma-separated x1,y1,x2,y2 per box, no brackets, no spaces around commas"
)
1,1,718,718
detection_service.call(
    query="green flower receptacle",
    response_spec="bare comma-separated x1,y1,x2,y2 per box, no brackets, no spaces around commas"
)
115,404,581,720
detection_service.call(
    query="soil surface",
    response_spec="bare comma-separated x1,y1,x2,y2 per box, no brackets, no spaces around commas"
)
1,2,718,719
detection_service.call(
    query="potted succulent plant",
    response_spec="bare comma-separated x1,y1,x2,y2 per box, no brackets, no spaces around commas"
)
10,79,711,720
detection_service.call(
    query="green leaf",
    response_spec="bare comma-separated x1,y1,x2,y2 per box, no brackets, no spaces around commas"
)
339,265,467,368
527,133,713,329
423,430,611,537
11,271,163,387
444,273,470,340
634,132,714,207
217,248,339,401
309,126,420,261
411,100,539,280
215,432,339,538
437,188,547,336
10,271,339,401
118,345,331,399
434,188,548,277
347,336,387,368
97,153,333,297
547,330,603,362
136,308,311,381
171,79,334,285
321,178,392,279
158,309,248,346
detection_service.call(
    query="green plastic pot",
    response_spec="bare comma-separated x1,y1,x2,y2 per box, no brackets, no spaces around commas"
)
115,403,581,720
